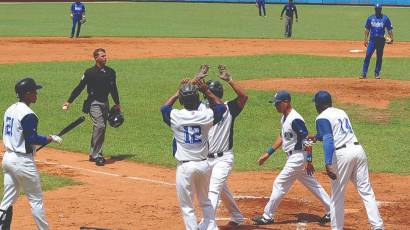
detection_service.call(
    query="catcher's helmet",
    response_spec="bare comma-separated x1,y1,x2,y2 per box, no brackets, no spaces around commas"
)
108,107,124,128
179,83,199,109
206,80,224,99
15,77,42,99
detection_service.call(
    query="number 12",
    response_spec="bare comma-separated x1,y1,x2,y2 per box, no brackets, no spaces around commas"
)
183,126,202,144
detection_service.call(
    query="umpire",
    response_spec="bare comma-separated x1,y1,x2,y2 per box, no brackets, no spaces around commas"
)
280,0,298,38
62,48,121,166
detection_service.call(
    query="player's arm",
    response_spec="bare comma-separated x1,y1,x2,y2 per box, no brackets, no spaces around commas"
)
316,118,337,180
218,65,248,110
62,74,87,110
291,119,314,175
364,17,371,47
195,79,226,124
280,5,286,18
110,70,121,111
258,134,282,166
160,90,179,127
21,114,62,145
294,6,298,21
386,17,393,43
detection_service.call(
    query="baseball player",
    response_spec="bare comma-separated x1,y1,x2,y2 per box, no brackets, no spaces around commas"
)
0,78,63,230
361,3,393,79
70,0,86,38
311,91,384,230
160,78,226,230
280,0,298,38
256,0,266,17
197,65,247,227
252,91,331,225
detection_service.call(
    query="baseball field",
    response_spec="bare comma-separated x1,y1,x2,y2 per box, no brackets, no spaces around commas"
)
0,2,410,229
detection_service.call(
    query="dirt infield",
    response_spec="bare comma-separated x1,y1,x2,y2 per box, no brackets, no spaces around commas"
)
1,37,410,64
1,148,409,229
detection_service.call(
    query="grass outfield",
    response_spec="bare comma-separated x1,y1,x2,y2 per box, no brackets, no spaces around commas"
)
0,54,409,174
0,172,80,195
0,2,409,40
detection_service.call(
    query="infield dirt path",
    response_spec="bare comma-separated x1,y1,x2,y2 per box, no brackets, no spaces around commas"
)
1,147,409,230
1,37,410,64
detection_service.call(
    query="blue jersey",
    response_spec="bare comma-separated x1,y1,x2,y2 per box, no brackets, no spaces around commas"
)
71,2,85,17
365,14,392,39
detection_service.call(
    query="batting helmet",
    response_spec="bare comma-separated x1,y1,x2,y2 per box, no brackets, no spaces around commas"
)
108,107,124,128
15,77,42,99
179,83,199,109
206,80,224,99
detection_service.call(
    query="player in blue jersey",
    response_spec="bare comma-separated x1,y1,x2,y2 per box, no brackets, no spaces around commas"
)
70,1,86,38
361,3,393,79
256,0,266,17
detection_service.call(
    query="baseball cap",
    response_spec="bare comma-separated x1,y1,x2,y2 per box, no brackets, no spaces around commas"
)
269,90,291,104
375,3,382,8
313,91,332,106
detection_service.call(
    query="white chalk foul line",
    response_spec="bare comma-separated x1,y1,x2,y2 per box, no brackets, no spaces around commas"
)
36,160,176,187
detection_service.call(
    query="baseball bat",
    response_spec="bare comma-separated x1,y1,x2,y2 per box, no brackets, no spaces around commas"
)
36,116,86,152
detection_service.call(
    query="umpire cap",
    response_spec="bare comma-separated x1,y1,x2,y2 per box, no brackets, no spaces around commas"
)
15,77,42,99
179,83,199,108
206,80,224,99
313,91,332,106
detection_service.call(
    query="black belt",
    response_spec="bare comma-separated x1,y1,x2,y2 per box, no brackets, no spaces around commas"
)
335,142,360,150
207,152,224,158
180,159,206,164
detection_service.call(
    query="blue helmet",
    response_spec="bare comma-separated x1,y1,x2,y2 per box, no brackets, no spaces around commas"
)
313,91,332,107
375,3,382,9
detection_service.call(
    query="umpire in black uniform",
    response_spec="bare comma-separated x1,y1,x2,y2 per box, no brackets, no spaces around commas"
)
280,0,298,38
62,48,121,166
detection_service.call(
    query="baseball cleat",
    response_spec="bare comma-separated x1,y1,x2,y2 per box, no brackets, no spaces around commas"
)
95,157,106,166
319,213,331,224
251,216,274,225
359,74,367,79
375,73,381,79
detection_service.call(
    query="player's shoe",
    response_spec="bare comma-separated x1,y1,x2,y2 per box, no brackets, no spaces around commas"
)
359,74,367,79
95,157,106,166
226,220,241,228
251,215,274,225
89,155,95,162
375,73,381,79
319,213,331,224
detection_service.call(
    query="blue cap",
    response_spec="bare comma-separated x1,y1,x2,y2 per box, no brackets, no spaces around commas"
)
375,3,382,8
269,90,291,104
313,91,332,106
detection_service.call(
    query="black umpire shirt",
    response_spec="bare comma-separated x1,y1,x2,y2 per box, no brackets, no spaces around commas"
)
281,3,298,18
68,65,120,104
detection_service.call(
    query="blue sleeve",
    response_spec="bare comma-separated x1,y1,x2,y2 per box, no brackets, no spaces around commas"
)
160,105,172,127
21,114,48,145
386,16,393,30
316,118,334,165
291,119,308,150
212,104,226,125
365,17,371,30
71,3,74,12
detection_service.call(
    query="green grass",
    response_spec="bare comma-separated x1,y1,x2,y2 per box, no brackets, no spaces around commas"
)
0,54,409,173
0,2,409,40
0,172,80,195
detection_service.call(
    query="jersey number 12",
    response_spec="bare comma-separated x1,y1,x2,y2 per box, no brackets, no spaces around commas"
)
5,117,14,137
183,126,202,144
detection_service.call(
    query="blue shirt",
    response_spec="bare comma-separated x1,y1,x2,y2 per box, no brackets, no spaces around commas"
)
365,14,393,39
315,118,334,165
71,2,85,16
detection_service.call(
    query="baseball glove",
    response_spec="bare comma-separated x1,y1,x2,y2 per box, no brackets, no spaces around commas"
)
80,16,86,24
385,35,393,44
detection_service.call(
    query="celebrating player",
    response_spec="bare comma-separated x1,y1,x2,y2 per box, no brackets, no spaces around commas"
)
198,65,247,227
311,91,384,230
0,78,63,230
252,91,331,225
160,78,226,230
70,0,86,38
361,3,393,79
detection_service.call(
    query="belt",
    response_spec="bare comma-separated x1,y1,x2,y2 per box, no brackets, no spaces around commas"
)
207,152,224,158
335,142,360,150
180,159,206,164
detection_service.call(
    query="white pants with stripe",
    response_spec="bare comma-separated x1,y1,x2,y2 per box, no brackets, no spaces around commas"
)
329,144,383,230
176,160,217,230
0,152,49,230
263,151,331,220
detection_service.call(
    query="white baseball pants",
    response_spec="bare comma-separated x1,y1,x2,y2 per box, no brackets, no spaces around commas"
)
207,152,244,224
263,151,331,220
329,144,384,230
176,160,217,230
0,152,49,230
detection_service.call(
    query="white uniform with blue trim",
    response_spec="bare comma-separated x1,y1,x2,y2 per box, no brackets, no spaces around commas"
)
263,109,330,220
1,102,49,230
316,107,383,230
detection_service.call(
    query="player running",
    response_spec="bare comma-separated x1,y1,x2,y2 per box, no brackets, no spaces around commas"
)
161,78,226,230
197,65,247,227
252,91,331,225
310,91,384,230
0,78,63,230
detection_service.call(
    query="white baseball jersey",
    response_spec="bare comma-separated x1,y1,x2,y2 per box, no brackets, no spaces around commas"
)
3,102,37,154
170,108,214,161
315,107,358,148
280,109,305,153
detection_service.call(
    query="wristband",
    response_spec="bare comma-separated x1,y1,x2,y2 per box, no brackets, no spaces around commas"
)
267,146,275,156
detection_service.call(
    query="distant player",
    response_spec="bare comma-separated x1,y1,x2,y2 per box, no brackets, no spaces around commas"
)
256,0,266,17
161,78,226,230
280,0,298,38
198,65,247,227
361,3,393,79
70,0,86,38
0,78,62,230
311,91,384,230
252,91,331,225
